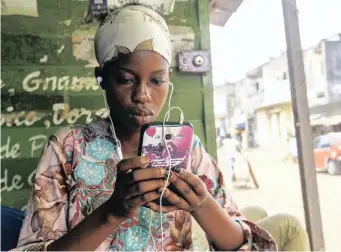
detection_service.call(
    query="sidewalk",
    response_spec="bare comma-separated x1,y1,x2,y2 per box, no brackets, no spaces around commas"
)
226,145,341,251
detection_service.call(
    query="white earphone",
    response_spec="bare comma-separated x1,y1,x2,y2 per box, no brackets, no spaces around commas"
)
96,76,103,85
96,76,123,159
150,81,184,251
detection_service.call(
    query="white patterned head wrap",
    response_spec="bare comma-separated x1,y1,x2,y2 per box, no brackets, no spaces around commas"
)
94,5,172,67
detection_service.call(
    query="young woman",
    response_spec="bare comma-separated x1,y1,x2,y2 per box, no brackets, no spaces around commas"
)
14,5,276,251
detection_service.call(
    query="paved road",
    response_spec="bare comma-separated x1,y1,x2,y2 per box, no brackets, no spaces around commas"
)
220,144,341,251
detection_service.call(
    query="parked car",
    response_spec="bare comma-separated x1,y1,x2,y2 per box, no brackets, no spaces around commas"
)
313,132,341,175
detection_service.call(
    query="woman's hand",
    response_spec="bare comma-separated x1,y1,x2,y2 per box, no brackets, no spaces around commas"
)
146,167,211,214
145,168,246,250
107,156,169,219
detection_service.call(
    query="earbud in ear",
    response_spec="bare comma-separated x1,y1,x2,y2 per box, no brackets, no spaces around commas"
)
95,67,105,89
96,76,104,90
96,76,103,85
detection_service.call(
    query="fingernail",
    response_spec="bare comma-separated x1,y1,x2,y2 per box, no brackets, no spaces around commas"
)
173,166,182,173
164,170,173,179
158,187,167,195
158,187,163,194
142,156,149,163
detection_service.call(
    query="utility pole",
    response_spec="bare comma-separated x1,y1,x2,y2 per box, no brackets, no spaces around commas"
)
281,0,325,250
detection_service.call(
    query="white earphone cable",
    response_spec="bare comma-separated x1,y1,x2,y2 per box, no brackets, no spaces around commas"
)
97,77,123,161
159,106,184,251
165,82,174,121
147,82,185,251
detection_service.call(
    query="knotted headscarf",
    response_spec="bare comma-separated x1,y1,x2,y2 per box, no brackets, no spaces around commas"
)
94,5,172,67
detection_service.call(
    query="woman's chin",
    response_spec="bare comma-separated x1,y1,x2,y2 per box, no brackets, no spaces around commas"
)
121,115,155,132
133,115,154,126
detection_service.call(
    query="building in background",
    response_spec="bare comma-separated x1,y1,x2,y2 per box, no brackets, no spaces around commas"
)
309,35,341,138
214,34,341,147
214,82,236,137
250,53,293,146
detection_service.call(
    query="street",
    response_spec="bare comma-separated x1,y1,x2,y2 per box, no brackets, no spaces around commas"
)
221,144,341,251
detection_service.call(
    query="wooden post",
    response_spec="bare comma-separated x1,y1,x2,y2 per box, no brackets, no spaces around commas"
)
281,0,325,250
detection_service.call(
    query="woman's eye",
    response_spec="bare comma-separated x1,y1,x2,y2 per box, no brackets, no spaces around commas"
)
119,77,135,84
150,79,165,85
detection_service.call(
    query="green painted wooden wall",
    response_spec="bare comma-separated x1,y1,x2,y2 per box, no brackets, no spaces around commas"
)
1,0,216,210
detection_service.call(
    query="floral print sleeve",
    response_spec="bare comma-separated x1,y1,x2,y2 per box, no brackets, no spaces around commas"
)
13,128,74,251
190,136,277,251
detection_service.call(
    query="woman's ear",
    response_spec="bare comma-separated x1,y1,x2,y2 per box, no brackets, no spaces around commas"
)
169,68,173,80
95,67,105,89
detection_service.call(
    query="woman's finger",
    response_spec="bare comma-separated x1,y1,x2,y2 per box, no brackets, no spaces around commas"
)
130,190,161,209
172,167,206,197
158,187,191,211
118,156,149,173
129,167,168,183
124,179,167,199
145,202,178,213
168,171,199,205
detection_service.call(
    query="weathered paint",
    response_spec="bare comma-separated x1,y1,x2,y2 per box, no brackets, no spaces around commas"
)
1,0,216,210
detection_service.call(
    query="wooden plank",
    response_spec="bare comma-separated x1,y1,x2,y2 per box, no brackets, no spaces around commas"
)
282,0,325,250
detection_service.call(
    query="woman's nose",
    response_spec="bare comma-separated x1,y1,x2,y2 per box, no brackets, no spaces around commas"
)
133,82,152,104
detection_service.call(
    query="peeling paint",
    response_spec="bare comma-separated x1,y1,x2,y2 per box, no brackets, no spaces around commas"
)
72,25,98,67
8,89,16,96
39,55,48,63
0,80,5,89
57,45,65,55
169,25,195,67
1,0,39,17
107,0,176,15
59,19,72,27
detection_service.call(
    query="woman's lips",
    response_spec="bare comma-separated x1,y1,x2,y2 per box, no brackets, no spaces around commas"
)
132,114,152,125
128,108,154,125
131,108,154,116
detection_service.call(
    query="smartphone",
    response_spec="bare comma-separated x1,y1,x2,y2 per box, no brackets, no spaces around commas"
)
138,122,194,206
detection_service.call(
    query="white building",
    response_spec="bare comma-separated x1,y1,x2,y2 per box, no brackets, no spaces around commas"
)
214,34,341,147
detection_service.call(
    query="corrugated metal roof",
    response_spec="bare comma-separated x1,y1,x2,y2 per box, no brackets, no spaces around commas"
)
310,101,341,126
209,0,244,26
311,115,341,126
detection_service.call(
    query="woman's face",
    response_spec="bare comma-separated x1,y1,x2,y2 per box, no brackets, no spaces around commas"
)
102,51,171,132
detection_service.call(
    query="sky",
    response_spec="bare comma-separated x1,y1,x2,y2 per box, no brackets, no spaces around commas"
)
210,0,341,86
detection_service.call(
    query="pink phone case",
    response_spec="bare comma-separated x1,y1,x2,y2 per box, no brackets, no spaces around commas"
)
138,122,194,206
139,122,194,169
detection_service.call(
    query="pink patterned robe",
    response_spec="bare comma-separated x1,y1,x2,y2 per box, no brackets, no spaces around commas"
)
13,117,277,251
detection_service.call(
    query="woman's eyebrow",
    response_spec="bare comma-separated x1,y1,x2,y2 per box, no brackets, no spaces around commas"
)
119,67,137,76
151,69,168,74
119,67,168,75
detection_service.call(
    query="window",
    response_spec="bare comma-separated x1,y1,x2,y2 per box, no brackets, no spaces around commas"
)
313,137,320,148
282,72,287,80
331,133,341,143
317,136,332,148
